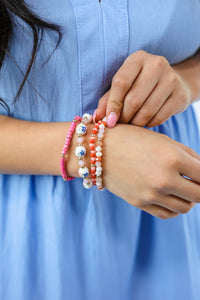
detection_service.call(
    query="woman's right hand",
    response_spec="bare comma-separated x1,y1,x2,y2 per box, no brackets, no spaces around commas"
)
103,124,200,219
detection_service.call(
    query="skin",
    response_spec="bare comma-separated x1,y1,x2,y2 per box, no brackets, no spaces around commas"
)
1,115,200,219
95,49,200,127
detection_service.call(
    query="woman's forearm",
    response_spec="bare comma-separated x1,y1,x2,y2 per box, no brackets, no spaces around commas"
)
0,115,92,177
173,49,200,102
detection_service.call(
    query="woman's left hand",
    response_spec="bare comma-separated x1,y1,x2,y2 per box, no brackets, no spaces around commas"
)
94,50,192,128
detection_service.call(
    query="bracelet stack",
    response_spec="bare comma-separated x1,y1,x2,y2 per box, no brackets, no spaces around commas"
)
60,113,107,191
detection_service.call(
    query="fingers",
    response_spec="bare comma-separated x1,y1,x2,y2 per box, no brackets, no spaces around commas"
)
151,194,195,214
172,176,200,204
119,67,159,123
141,203,179,219
177,149,200,183
105,57,142,127
146,92,185,127
129,79,173,126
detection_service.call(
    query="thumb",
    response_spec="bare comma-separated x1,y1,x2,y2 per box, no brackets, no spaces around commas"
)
106,82,127,128
94,90,110,123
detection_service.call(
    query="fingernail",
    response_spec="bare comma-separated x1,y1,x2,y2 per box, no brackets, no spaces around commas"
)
107,112,117,128
93,109,97,123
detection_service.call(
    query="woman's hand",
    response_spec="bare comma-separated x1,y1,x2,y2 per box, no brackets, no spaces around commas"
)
94,50,192,127
103,124,200,219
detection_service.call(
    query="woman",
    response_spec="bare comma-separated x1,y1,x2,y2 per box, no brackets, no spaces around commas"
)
0,0,200,299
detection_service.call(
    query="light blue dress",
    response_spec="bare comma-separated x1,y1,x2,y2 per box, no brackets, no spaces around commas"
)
0,1,200,299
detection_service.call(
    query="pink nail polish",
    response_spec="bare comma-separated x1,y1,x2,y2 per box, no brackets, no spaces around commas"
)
107,112,117,128
93,109,97,123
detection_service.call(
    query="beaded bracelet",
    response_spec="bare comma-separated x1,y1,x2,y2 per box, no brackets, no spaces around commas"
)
95,118,107,191
75,113,93,189
60,116,82,181
90,122,100,186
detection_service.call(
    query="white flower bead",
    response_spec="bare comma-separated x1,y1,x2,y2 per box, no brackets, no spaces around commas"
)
76,123,87,135
83,178,93,189
95,146,102,152
96,182,102,187
96,152,102,157
82,113,93,124
78,167,89,178
75,146,86,157
99,123,105,129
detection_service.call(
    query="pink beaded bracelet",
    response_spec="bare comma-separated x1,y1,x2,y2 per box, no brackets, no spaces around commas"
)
60,116,82,181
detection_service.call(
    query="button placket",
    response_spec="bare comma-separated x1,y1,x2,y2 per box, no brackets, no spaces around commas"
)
70,0,129,114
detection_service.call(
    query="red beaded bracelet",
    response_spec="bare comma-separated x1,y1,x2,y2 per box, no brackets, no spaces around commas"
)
60,116,82,181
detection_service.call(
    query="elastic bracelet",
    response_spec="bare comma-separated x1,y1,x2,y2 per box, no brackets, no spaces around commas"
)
90,122,100,186
60,116,82,181
95,118,107,191
75,113,93,189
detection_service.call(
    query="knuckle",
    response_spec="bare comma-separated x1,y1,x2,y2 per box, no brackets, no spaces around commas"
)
168,73,177,85
141,190,158,204
167,151,181,168
154,56,168,69
154,175,171,192
125,94,140,109
110,98,123,111
135,49,146,58
112,75,128,91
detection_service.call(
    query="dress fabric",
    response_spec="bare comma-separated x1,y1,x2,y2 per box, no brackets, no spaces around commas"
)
0,1,200,299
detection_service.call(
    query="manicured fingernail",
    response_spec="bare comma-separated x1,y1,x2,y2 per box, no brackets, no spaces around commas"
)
107,112,117,128
93,109,97,123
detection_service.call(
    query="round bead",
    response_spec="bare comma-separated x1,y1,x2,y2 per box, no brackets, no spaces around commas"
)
97,133,104,138
76,123,87,135
96,166,102,172
96,157,102,162
78,167,89,178
77,137,84,143
75,145,86,157
82,113,93,124
99,128,105,134
78,160,85,167
99,124,105,129
95,146,102,152
96,141,103,147
96,177,102,182
96,152,102,157
95,161,102,167
95,171,101,176
83,178,93,189
96,182,102,187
